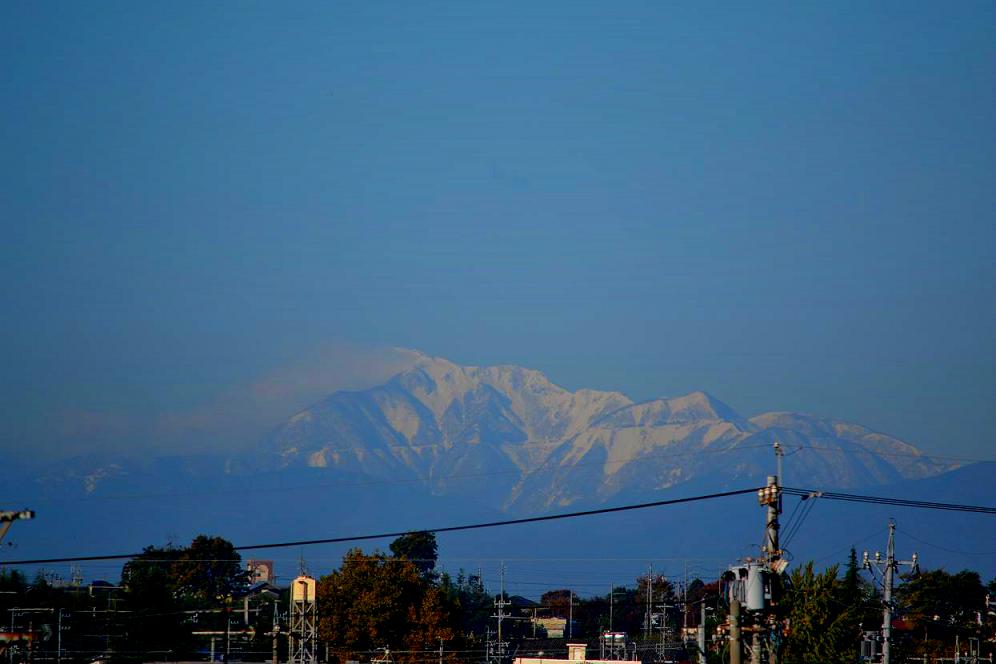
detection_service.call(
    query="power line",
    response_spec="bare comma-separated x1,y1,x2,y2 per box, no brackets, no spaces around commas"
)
895,528,996,556
810,528,884,564
781,494,819,548
782,442,994,465
10,486,995,568
782,487,996,514
1,487,761,566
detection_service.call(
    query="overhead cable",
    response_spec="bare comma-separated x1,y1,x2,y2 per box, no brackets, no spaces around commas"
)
1,487,761,565
10,486,995,567
782,487,996,514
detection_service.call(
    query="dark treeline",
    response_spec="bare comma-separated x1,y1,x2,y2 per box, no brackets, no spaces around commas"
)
1,534,994,664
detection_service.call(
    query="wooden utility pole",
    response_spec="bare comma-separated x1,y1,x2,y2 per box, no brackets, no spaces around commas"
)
729,600,741,664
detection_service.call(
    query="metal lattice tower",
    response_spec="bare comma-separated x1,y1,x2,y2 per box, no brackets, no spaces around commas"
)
289,575,318,664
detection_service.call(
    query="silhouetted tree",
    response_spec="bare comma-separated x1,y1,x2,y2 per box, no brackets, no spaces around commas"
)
120,544,193,660
439,570,493,639
540,589,573,618
390,531,439,580
318,548,453,664
172,535,249,601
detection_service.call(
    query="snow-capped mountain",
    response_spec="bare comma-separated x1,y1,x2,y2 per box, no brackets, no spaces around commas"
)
5,351,991,582
246,352,953,512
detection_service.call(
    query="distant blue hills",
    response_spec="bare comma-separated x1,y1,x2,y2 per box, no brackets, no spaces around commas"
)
4,353,994,591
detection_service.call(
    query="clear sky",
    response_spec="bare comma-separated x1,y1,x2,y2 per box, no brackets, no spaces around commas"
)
2,1,994,460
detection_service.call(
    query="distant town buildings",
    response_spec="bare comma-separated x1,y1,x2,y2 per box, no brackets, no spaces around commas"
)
514,642,636,664
247,559,275,584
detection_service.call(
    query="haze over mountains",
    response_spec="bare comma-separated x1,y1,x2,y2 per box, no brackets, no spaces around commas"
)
5,352,992,584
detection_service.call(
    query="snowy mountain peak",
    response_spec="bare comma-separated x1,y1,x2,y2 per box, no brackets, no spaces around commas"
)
253,354,956,513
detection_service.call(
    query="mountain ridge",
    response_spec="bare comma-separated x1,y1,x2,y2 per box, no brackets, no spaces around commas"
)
14,353,955,515
243,354,954,513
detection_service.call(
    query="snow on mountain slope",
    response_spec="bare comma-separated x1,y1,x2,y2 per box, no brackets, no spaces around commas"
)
248,353,955,513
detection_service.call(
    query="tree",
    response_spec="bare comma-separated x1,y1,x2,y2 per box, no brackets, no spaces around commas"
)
897,568,986,655
119,535,247,661
439,570,491,640
0,569,29,622
122,544,183,603
172,535,248,601
540,589,573,618
318,548,453,664
843,548,860,604
120,544,193,660
390,531,438,580
781,563,860,664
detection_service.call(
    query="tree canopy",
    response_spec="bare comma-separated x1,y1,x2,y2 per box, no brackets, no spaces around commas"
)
389,530,439,580
119,536,248,660
318,548,453,664
897,568,987,655
781,563,861,664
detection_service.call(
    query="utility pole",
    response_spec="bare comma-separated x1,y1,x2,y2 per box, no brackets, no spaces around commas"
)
272,599,280,664
728,445,786,664
683,561,689,643
765,472,781,664
729,600,741,664
774,441,783,487
754,445,785,664
863,521,918,664
762,474,781,564
0,510,34,546
568,589,574,640
491,564,510,664
224,596,232,664
697,603,706,664
56,609,62,664
644,564,653,642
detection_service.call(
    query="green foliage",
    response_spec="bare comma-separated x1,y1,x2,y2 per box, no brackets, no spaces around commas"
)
540,588,572,617
171,534,249,601
843,548,860,604
781,563,860,664
317,548,453,664
0,568,28,616
389,531,438,580
122,544,183,609
439,570,492,638
590,585,643,636
119,535,247,661
896,568,986,655
0,567,28,593
121,535,248,603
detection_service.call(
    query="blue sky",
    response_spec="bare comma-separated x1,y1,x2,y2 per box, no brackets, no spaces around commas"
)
2,1,994,460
